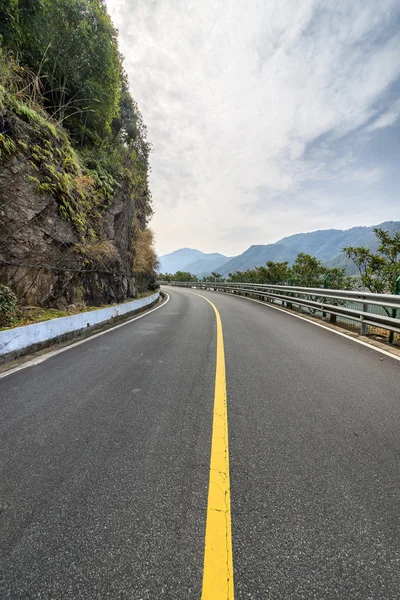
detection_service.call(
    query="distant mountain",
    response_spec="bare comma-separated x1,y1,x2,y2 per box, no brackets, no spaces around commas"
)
276,223,399,263
159,221,400,278
158,248,204,273
218,244,298,276
215,221,400,276
184,254,232,277
158,248,230,275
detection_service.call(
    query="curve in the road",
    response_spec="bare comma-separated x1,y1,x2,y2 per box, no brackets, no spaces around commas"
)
1,285,400,599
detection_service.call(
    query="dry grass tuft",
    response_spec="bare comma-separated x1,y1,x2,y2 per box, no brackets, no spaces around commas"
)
74,175,96,190
77,240,120,269
133,228,159,274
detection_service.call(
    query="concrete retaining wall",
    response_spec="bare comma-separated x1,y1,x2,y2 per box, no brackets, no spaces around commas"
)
0,292,159,359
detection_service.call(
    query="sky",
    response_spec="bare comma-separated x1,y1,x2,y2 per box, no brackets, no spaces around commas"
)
106,0,400,257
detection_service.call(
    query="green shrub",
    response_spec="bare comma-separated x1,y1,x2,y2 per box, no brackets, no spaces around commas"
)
0,284,17,324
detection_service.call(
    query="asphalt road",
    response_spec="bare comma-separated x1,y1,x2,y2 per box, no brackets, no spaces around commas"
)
1,286,399,599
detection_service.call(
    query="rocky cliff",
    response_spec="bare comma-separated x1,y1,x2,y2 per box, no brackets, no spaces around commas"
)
0,105,152,308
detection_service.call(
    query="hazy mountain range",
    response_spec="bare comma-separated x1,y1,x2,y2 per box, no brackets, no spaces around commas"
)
158,221,400,277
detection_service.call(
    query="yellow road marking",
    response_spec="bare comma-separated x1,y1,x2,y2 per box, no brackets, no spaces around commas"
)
191,292,234,600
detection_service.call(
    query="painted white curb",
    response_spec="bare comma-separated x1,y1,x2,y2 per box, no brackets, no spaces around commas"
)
0,292,159,357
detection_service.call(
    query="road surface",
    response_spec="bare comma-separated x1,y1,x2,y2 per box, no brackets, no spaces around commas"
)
1,286,399,599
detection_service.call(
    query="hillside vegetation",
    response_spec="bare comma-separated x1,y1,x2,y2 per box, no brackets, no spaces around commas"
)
0,0,158,314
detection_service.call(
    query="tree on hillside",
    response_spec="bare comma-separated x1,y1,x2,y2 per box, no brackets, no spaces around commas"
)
162,271,198,282
228,262,291,284
262,261,291,284
157,273,172,282
343,227,400,293
228,269,260,283
291,253,327,287
227,255,353,289
0,0,42,50
211,272,222,281
2,0,122,144
322,267,355,290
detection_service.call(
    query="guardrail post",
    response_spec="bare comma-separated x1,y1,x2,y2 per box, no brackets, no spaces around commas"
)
389,276,400,344
322,274,330,318
287,277,295,309
361,303,367,336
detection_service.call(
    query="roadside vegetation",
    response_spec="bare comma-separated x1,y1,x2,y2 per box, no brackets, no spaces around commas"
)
343,228,400,294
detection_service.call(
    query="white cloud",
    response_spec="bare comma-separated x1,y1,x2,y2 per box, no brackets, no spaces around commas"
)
367,99,400,130
106,0,400,255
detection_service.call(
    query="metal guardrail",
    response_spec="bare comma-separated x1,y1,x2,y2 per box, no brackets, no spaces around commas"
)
159,281,400,336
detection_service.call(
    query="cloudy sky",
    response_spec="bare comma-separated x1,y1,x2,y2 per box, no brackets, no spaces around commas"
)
106,0,400,257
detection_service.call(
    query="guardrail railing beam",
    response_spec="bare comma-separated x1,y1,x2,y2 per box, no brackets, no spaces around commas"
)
158,281,400,342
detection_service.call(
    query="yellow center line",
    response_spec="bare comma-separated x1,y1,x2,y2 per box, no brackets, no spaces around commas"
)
191,292,234,600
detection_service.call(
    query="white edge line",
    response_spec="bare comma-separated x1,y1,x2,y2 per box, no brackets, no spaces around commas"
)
187,288,400,363
0,293,170,379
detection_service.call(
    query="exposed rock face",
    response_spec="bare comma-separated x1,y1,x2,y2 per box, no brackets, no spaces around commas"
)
0,152,146,307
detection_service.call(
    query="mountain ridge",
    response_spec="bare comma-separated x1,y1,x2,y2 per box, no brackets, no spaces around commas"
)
158,221,400,277
158,248,230,274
